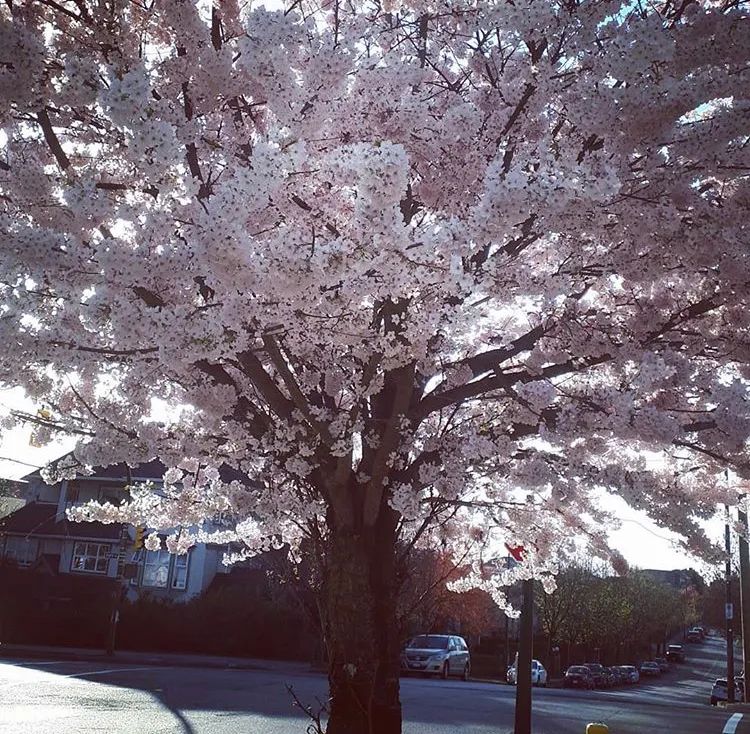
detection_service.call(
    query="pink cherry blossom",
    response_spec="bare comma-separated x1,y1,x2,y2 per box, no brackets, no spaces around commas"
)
1,1,749,730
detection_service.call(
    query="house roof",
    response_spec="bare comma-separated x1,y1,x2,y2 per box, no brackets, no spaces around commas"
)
21,456,252,486
0,502,122,541
21,458,169,484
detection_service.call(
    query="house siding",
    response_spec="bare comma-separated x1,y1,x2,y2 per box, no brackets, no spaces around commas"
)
3,459,236,602
26,479,59,504
41,538,63,555
60,539,118,578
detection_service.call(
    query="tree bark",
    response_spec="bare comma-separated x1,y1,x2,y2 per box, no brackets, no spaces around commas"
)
322,507,402,734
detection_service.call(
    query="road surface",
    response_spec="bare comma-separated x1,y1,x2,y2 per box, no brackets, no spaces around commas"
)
0,634,743,733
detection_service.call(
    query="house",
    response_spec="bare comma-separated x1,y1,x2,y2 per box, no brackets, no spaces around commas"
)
0,459,231,600
642,568,705,594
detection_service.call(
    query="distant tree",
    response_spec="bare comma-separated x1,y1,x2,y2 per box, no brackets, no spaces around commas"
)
537,563,590,654
397,547,501,640
540,561,699,664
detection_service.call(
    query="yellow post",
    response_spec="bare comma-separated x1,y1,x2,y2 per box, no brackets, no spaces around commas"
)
586,724,609,734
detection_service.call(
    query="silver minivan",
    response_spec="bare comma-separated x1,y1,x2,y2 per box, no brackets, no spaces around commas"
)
401,634,471,679
710,677,744,705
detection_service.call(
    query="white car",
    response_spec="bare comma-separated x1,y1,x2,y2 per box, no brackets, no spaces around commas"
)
401,634,471,680
616,665,640,684
507,659,548,687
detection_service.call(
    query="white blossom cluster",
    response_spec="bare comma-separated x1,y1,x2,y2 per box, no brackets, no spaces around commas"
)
0,0,748,605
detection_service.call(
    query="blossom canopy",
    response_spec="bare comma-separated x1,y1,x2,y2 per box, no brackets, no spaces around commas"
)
0,0,748,587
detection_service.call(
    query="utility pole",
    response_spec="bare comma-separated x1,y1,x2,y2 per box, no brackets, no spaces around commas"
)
726,504,735,703
738,497,750,702
514,578,533,734
105,524,130,656
504,614,510,678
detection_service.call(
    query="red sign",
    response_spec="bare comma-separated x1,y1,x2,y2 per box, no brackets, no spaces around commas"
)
505,543,526,563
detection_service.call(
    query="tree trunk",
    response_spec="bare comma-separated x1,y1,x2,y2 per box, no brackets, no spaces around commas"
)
322,508,402,734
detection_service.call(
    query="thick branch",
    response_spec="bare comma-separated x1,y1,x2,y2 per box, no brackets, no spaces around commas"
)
414,354,608,420
50,341,159,357
262,334,331,442
645,297,719,344
193,358,270,434
362,363,416,526
37,108,71,170
236,349,295,421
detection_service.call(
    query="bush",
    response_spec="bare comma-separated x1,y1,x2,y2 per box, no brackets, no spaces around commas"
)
117,581,319,660
0,562,114,648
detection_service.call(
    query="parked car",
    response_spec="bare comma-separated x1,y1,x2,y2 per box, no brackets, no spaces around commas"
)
687,629,703,643
532,660,548,687
611,667,628,686
710,678,745,706
616,665,640,684
583,663,606,688
639,661,662,677
666,644,686,663
400,634,471,679
601,667,618,687
507,659,548,687
654,657,670,672
564,666,595,689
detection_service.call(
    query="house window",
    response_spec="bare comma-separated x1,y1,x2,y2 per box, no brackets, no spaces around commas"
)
142,549,170,588
171,552,190,590
4,537,39,566
71,542,110,574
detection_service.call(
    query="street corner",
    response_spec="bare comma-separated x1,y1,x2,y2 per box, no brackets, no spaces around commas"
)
721,712,750,734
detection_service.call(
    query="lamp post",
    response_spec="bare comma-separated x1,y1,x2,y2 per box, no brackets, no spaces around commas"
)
726,504,735,704
737,495,750,701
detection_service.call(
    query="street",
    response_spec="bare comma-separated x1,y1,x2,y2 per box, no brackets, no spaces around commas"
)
0,635,745,733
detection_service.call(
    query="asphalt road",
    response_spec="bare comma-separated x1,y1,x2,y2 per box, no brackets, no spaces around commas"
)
0,635,744,733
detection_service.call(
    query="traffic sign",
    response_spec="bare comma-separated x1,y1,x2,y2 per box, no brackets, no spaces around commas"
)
726,603,734,620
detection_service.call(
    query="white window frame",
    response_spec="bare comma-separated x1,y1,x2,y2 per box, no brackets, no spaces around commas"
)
171,551,190,590
71,541,110,574
142,549,171,588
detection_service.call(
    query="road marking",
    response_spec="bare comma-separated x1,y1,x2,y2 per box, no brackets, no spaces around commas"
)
59,666,157,678
0,665,160,691
723,713,743,734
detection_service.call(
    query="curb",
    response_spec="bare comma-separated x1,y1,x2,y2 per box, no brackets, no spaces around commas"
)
716,702,750,712
0,644,312,674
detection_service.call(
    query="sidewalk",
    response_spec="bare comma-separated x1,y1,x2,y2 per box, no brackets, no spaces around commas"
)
718,702,750,713
0,642,321,675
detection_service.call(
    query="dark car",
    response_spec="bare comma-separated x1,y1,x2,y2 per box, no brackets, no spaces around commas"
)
654,657,670,672
639,661,661,677
583,663,606,688
617,665,640,684
602,667,619,687
711,678,745,706
687,630,702,643
564,665,595,689
666,644,686,663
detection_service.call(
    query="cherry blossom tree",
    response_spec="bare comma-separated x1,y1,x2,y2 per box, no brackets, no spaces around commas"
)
1,0,749,731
